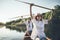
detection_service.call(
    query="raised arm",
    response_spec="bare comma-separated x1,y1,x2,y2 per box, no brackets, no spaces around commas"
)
30,4,34,19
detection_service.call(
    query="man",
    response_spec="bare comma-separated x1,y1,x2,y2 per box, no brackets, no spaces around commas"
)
23,18,33,40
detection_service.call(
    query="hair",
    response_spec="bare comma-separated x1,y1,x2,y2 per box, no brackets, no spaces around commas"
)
35,14,43,21
28,18,31,23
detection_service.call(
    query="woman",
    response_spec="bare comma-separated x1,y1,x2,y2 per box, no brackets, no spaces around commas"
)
30,13,48,40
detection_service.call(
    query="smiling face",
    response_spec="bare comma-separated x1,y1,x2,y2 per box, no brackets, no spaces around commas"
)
35,14,43,21
37,16,42,21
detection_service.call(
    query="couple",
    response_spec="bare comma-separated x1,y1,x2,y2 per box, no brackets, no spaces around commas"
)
24,13,48,40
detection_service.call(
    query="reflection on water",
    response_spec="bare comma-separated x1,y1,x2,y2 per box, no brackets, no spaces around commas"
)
0,26,25,40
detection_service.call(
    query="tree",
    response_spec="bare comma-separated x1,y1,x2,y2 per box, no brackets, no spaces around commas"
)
46,5,60,40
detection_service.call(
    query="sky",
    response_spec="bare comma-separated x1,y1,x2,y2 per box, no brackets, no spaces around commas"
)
0,0,60,23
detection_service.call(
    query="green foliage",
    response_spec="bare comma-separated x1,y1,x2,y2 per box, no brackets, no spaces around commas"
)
54,5,60,10
45,5,60,40
6,19,22,25
42,11,52,20
0,22,5,28
6,18,30,32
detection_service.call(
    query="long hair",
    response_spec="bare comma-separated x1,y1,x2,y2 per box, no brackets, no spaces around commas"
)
35,14,43,21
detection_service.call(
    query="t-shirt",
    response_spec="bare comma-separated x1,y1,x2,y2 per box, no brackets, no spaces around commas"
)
24,20,33,31
31,19,48,40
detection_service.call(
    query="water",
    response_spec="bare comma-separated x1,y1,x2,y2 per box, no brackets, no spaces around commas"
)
0,26,25,40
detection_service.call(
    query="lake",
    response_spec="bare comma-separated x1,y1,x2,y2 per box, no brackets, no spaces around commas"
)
0,26,25,40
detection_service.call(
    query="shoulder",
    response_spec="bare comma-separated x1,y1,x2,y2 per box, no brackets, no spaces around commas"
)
42,19,48,24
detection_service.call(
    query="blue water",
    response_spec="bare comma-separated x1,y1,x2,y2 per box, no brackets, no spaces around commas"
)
0,26,25,40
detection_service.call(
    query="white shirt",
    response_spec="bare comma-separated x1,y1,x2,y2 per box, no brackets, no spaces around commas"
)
31,19,48,40
24,20,33,31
